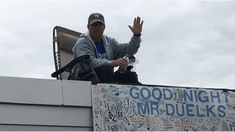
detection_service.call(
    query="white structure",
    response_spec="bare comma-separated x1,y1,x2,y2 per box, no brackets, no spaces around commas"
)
1,76,234,131
0,76,93,130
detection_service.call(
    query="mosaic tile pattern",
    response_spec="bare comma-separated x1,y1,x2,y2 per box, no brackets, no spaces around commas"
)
92,84,235,131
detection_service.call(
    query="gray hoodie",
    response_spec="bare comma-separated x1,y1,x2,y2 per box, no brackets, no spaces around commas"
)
72,33,141,68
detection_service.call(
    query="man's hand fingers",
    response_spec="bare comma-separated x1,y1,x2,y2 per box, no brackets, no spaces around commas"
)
120,59,128,65
133,18,136,26
136,16,140,24
128,25,133,32
114,58,128,68
130,16,143,35
141,20,144,27
120,59,128,69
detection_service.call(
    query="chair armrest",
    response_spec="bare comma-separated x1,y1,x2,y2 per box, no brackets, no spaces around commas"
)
51,55,90,78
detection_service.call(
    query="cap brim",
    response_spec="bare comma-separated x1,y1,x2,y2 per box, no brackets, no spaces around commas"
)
89,19,104,25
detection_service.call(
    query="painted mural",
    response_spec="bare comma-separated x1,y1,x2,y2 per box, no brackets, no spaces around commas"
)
92,84,235,131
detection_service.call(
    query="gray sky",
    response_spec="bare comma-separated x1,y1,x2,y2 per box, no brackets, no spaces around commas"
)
0,0,235,89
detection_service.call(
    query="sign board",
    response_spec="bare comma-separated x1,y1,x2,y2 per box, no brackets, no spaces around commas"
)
92,84,235,131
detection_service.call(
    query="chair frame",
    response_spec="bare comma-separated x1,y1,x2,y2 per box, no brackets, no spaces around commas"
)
52,26,81,80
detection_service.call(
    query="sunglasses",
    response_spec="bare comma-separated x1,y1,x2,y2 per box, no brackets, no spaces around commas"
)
91,22,104,26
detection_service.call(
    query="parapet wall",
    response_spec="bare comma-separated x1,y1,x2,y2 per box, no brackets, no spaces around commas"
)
0,76,92,131
0,76,234,130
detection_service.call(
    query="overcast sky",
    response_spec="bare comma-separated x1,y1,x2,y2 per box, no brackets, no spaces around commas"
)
0,0,235,89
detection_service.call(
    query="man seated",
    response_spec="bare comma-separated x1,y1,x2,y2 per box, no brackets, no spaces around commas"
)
72,13,143,84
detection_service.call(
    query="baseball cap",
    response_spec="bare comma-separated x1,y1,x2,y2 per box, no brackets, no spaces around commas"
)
88,13,105,25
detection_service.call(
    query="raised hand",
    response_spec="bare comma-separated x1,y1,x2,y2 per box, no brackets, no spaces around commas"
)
128,16,144,35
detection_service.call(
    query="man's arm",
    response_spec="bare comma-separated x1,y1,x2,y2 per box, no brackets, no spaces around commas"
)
111,16,144,59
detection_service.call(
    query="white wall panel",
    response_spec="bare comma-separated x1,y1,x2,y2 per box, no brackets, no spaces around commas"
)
62,80,92,106
0,77,62,105
0,125,91,131
0,76,93,130
0,104,92,127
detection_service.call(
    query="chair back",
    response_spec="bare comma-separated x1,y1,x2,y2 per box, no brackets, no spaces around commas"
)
53,26,82,79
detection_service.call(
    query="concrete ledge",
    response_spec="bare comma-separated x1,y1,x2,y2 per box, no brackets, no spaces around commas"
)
0,104,92,127
62,80,92,106
0,76,93,130
0,77,62,105
0,124,91,131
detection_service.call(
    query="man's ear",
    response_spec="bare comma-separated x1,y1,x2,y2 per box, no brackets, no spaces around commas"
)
87,24,89,30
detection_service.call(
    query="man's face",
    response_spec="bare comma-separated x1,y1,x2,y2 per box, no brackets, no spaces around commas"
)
88,22,105,41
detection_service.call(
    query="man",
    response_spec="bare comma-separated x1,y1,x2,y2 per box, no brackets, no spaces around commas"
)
72,13,143,83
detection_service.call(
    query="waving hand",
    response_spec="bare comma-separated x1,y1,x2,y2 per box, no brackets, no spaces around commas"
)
128,16,144,35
